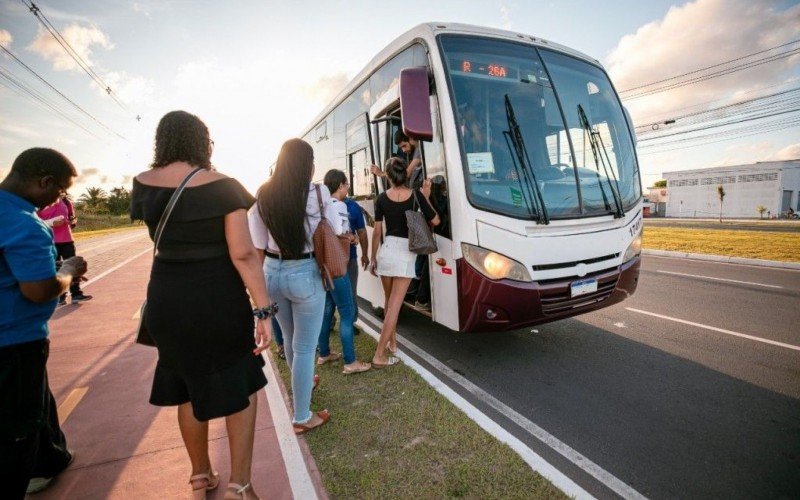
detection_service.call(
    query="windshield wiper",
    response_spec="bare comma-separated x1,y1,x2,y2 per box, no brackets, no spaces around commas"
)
503,94,549,225
577,104,624,218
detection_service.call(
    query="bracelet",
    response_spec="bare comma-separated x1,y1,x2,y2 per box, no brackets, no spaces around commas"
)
253,303,279,320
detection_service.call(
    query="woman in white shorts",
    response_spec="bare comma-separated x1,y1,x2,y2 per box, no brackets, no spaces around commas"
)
369,157,439,367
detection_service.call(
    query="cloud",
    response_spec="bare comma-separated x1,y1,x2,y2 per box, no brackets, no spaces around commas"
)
0,121,41,139
500,5,513,30
606,0,800,122
0,29,12,48
772,143,800,160
300,73,350,106
80,167,99,178
98,71,156,104
27,23,114,71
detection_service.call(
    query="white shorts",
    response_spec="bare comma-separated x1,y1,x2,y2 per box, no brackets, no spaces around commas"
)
376,236,417,278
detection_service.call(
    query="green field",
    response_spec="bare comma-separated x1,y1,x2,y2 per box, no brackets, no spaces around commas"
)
644,227,800,262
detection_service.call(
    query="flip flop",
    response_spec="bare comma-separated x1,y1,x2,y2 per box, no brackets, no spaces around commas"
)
293,409,330,435
372,356,400,369
342,361,372,375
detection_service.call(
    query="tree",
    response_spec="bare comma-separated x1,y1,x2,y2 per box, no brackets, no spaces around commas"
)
717,185,725,223
78,187,108,213
653,179,667,188
756,205,767,219
106,186,131,215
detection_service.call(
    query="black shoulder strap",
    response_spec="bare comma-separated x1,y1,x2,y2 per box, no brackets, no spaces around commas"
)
153,167,203,256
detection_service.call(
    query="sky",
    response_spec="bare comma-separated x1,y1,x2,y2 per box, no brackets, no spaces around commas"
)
1,0,799,197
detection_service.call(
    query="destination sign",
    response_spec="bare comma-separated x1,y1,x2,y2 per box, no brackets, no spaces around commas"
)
453,58,517,79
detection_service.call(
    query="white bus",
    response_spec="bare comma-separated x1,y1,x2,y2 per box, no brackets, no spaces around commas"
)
301,23,643,333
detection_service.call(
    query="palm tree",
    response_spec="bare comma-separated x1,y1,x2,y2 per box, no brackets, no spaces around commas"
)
78,187,108,212
756,205,767,219
717,185,725,223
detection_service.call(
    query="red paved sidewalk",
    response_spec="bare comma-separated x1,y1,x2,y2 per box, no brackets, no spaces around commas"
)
31,251,325,499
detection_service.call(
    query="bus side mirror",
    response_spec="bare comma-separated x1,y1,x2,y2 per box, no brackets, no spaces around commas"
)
400,67,433,142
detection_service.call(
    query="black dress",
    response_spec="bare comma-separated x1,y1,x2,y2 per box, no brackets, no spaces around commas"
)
130,177,266,421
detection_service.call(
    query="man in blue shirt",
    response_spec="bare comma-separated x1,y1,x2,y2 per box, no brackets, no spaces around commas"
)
0,148,87,498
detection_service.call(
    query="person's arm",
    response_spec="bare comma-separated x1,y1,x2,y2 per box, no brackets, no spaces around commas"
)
358,228,369,269
418,181,440,227
225,209,272,354
370,164,386,178
19,257,87,304
369,221,382,277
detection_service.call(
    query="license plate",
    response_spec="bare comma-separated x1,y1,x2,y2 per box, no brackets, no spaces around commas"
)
570,278,598,298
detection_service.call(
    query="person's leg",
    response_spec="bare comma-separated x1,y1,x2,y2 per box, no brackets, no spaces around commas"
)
54,243,68,303
416,255,431,305
177,403,211,476
373,277,411,364
0,341,47,499
329,275,356,364
225,392,259,496
30,373,71,480
317,291,336,357
347,259,359,323
286,261,326,425
59,242,82,296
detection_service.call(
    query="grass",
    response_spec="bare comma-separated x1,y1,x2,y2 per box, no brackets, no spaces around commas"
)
644,227,800,262
272,328,565,499
71,211,142,241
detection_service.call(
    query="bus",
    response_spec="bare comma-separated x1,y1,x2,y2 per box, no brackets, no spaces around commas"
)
300,23,642,333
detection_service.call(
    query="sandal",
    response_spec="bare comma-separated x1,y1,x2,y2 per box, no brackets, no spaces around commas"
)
293,409,330,435
224,481,257,499
371,356,400,369
317,352,342,365
276,345,285,360
342,361,372,375
189,469,220,499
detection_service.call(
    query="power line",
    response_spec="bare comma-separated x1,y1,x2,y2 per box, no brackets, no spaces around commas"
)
622,48,800,99
638,107,800,142
620,39,800,94
0,66,101,138
635,86,800,131
0,44,125,139
638,120,800,155
20,0,133,114
639,116,800,149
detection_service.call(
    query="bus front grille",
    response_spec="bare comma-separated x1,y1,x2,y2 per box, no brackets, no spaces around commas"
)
539,269,620,315
532,253,619,272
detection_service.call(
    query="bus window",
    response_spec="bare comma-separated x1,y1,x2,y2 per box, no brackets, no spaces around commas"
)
370,45,425,106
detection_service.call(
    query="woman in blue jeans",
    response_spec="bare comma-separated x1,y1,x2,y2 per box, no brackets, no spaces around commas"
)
317,170,372,375
248,138,343,434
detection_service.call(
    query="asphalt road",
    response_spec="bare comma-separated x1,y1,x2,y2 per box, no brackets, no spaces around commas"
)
380,255,800,499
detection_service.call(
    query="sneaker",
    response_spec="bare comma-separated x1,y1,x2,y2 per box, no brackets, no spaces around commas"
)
70,293,93,302
26,449,74,494
414,301,431,312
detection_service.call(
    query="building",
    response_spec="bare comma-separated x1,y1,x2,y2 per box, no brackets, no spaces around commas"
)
663,160,800,218
644,186,668,217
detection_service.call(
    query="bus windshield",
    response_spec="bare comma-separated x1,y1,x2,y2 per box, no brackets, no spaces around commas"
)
439,35,641,220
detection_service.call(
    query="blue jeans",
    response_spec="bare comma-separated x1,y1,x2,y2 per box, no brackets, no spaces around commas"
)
318,274,356,364
265,257,325,424
271,317,283,346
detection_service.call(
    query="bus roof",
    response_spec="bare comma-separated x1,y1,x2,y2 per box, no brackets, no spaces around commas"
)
301,22,600,137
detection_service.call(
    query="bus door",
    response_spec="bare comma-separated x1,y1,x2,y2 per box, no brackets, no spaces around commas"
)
346,113,384,313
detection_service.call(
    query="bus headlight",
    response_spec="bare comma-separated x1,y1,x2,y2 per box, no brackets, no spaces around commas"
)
623,231,642,263
461,243,532,282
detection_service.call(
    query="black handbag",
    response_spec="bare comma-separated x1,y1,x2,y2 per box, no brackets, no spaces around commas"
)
135,167,203,347
406,190,437,255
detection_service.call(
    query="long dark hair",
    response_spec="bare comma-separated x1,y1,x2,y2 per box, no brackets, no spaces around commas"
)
151,110,212,169
257,138,314,258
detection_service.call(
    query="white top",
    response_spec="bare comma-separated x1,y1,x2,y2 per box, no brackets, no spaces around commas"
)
330,199,351,234
247,183,344,254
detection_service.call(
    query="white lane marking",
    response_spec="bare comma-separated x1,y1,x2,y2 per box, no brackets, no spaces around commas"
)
655,270,783,289
77,231,147,254
82,247,152,289
626,308,800,352
261,352,319,500
358,312,646,500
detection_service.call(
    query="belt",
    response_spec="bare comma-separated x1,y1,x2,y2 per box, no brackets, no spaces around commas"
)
264,250,315,260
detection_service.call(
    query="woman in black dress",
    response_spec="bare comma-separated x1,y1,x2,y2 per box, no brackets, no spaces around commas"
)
130,111,273,500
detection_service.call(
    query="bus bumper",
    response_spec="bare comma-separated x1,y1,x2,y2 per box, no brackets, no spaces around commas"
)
457,256,641,333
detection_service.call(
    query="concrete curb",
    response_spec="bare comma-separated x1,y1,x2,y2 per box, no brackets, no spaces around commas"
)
643,249,800,270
